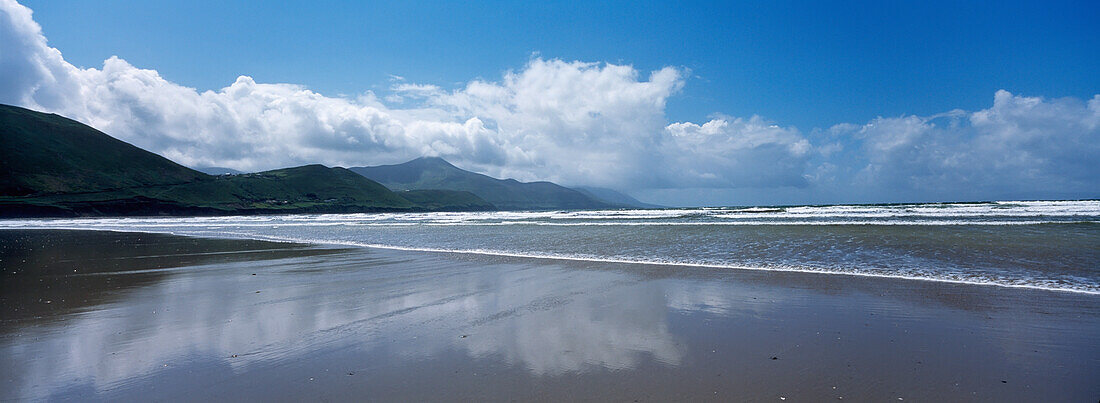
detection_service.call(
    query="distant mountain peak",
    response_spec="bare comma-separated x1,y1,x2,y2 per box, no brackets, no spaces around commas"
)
409,156,458,168
350,157,613,211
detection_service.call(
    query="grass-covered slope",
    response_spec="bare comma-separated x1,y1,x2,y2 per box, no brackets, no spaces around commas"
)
0,104,206,196
146,164,418,211
2,164,421,217
350,157,611,210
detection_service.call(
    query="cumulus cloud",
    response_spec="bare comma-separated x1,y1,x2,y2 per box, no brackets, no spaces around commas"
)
1,0,1097,203
823,91,1100,201
664,116,811,188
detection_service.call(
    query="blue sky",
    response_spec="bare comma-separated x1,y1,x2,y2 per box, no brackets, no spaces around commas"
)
23,0,1100,129
4,0,1099,205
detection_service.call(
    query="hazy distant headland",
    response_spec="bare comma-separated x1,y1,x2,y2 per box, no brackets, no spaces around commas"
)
0,104,651,218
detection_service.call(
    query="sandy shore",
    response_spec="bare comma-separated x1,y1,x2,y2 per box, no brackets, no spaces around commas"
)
1,229,1098,401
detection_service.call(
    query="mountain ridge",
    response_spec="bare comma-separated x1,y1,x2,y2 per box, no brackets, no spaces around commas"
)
572,186,664,209
351,157,616,211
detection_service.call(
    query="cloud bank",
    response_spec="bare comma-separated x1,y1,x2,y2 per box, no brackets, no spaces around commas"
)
1,0,1097,204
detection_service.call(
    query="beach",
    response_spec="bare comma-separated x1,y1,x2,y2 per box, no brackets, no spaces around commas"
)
2,229,1097,401
3,0,1097,400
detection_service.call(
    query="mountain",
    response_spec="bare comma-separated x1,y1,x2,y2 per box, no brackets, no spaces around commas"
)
1,162,424,217
396,189,495,211
0,104,206,196
350,157,612,210
572,186,664,209
0,104,490,216
160,164,418,211
195,167,244,175
175,165,491,211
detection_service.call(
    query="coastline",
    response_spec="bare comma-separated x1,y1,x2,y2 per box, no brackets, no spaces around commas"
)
4,221,1097,295
2,229,1098,401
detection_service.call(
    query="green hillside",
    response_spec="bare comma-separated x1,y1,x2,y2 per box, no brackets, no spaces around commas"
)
146,164,417,210
0,104,489,217
2,163,425,216
350,157,612,211
0,104,206,196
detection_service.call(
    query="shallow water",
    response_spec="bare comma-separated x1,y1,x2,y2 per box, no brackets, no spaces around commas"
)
2,200,1098,293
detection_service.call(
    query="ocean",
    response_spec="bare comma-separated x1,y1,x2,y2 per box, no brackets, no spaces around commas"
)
2,200,1097,294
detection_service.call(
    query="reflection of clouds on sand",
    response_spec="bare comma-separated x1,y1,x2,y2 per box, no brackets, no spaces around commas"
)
665,279,789,318
1,252,685,400
460,271,684,374
2,256,382,399
667,280,751,316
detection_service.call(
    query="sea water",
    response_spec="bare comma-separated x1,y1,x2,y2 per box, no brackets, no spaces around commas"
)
2,200,1098,294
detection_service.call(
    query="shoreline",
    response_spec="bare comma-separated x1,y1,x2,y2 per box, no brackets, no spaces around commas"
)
3,226,1096,296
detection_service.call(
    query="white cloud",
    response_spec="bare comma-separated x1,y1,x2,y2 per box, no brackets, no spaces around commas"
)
664,116,811,188
825,90,1100,201
1,0,1097,203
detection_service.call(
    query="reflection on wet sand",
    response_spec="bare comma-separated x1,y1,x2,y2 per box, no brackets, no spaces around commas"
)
1,230,1098,401
1,230,687,400
0,230,339,322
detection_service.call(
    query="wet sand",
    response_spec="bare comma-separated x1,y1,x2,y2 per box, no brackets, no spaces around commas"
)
1,229,1098,401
